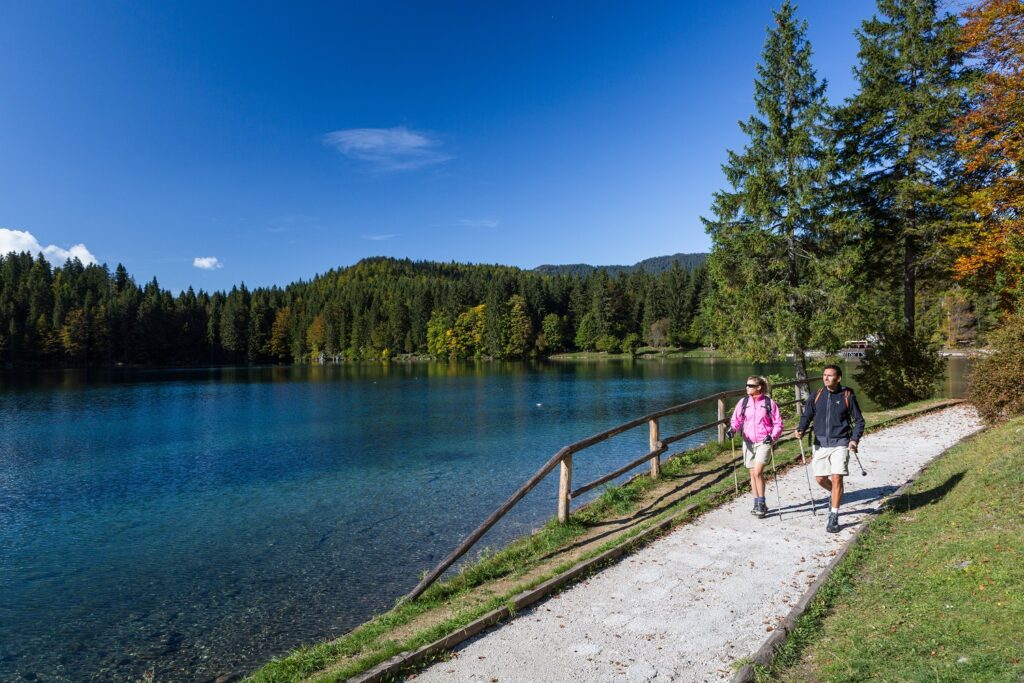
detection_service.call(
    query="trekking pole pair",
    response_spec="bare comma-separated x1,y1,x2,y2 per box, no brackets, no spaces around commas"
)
730,435,739,493
768,443,782,521
797,433,817,516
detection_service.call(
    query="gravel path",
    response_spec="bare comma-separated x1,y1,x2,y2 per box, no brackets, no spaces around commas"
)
414,404,983,683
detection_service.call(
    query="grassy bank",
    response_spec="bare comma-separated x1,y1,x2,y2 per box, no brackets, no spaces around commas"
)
247,399,961,682
549,346,738,360
758,414,1023,682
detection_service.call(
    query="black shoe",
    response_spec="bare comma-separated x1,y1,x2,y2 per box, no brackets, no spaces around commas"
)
826,512,839,533
750,501,760,515
757,501,769,519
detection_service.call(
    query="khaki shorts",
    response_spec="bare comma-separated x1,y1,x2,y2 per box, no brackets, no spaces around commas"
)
812,446,849,477
742,441,771,468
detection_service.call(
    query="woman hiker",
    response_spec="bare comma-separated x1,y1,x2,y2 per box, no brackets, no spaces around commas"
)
726,375,783,518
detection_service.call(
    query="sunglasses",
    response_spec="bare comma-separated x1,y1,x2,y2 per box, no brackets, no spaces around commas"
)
745,383,760,389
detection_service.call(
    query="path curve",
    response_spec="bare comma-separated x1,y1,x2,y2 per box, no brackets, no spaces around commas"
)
414,404,983,683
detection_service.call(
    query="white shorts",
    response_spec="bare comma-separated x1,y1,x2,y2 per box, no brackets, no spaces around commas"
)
742,441,771,468
812,446,849,477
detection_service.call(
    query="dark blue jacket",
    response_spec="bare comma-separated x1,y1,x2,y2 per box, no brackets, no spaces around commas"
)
797,385,865,447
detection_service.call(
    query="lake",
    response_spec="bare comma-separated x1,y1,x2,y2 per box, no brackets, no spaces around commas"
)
0,357,970,681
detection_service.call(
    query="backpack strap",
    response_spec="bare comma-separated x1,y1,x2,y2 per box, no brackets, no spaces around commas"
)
814,386,852,411
742,393,775,430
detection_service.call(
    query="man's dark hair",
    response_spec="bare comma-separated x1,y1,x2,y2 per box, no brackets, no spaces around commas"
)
823,364,843,378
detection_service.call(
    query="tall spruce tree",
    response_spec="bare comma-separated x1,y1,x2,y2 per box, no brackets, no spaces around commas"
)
833,0,967,335
701,1,832,378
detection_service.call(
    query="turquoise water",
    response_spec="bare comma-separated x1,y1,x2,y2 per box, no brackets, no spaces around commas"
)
0,359,968,681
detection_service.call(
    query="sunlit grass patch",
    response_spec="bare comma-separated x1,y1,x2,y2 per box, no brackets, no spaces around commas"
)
761,414,1024,682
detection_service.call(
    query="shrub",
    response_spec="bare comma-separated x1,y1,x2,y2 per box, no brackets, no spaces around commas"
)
595,334,621,353
968,308,1024,423
766,374,798,423
853,324,946,409
619,332,641,355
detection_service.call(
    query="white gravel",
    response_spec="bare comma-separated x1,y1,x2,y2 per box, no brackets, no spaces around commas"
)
414,404,983,683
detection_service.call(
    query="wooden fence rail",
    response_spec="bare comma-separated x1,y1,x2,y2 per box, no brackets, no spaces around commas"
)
404,376,820,603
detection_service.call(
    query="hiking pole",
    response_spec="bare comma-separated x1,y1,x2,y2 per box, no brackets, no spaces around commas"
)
796,434,817,516
851,446,867,476
768,443,783,521
731,435,739,493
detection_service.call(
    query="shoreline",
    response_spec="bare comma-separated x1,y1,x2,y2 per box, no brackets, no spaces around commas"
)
0,346,984,371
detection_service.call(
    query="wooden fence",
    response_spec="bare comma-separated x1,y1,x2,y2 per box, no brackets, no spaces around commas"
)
404,376,820,602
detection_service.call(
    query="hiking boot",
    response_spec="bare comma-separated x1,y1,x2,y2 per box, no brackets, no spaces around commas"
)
750,501,760,515
756,501,769,519
826,512,839,533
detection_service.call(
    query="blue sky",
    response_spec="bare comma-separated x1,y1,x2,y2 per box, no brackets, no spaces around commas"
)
1,1,877,292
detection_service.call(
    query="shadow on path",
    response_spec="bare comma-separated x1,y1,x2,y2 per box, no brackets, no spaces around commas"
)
886,471,965,513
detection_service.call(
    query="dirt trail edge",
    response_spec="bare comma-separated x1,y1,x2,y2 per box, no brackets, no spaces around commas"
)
410,404,983,683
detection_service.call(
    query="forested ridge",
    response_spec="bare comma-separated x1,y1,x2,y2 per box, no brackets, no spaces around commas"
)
0,253,708,367
532,252,707,277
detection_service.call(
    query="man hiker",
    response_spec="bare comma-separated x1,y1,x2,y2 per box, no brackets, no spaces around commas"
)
726,375,783,518
795,365,865,533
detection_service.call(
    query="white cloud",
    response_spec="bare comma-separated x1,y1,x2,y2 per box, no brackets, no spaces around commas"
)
193,256,223,270
0,228,97,266
322,126,452,171
458,218,499,229
361,233,401,241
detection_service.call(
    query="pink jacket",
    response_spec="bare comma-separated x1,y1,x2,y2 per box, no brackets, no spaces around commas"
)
730,394,783,443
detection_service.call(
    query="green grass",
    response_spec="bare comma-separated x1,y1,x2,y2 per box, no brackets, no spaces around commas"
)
758,414,1024,682
246,399,959,682
548,346,740,360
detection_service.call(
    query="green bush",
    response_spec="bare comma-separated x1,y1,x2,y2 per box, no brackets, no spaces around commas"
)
619,332,641,355
766,374,798,423
968,308,1024,423
595,334,621,353
853,324,946,409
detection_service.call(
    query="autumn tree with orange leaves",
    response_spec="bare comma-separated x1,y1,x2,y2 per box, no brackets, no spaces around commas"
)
951,0,1024,305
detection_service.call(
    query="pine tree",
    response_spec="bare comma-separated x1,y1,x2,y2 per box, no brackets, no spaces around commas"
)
503,294,533,358
833,0,968,335
701,1,833,377
270,306,291,361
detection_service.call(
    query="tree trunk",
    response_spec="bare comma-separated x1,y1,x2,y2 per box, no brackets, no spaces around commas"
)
786,232,808,381
904,232,916,336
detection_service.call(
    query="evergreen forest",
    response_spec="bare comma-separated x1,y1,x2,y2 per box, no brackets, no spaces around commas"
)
0,254,708,366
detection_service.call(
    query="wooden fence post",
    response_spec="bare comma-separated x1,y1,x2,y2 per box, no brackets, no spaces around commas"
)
717,398,726,443
557,454,573,523
649,418,661,479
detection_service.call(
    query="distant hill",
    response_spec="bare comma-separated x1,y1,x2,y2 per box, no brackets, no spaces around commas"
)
533,252,707,277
